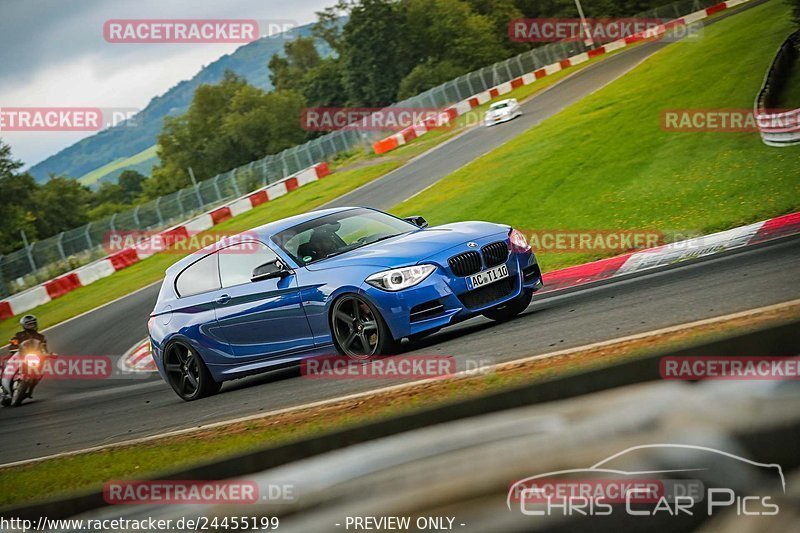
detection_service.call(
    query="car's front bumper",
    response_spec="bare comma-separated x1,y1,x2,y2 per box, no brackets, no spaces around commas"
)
362,249,543,340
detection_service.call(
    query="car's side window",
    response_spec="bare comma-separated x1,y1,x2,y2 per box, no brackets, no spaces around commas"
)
175,253,220,297
219,242,278,288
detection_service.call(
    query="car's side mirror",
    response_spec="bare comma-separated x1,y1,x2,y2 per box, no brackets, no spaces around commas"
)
251,258,292,282
404,216,428,228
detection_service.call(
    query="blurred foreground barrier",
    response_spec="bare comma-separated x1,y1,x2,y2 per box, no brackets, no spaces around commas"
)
4,317,798,522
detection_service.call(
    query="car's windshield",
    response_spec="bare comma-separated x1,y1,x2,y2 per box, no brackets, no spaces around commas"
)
491,102,509,109
273,208,417,266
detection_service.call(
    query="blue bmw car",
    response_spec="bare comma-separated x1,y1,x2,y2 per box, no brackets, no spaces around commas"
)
148,207,543,400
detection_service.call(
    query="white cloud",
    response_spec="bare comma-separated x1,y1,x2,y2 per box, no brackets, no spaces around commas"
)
0,0,331,170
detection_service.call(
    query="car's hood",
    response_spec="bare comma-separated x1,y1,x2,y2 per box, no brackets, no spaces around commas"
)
303,221,509,271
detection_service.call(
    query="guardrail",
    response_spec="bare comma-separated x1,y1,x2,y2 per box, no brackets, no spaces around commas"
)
4,318,798,521
756,29,800,146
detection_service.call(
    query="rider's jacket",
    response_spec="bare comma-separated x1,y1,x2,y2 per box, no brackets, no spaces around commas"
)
9,331,48,354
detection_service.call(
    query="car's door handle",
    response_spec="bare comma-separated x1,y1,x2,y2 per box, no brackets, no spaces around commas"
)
216,294,231,305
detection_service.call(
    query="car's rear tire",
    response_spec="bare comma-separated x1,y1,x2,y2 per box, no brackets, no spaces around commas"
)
482,290,532,322
164,341,221,401
331,294,399,357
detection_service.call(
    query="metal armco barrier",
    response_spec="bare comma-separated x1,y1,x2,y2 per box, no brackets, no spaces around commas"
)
756,29,800,146
4,318,798,521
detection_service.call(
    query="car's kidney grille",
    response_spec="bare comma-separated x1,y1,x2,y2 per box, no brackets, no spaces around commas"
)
482,241,509,268
459,276,517,309
448,251,482,277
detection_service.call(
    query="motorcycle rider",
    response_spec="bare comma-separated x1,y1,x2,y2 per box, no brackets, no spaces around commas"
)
3,315,48,400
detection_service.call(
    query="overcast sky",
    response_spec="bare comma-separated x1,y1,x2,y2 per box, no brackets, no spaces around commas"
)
0,0,332,169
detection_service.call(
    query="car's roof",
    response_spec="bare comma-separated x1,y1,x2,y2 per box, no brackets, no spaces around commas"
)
164,206,360,276
490,99,514,106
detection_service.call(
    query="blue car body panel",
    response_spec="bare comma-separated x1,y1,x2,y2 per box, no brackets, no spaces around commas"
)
148,207,542,384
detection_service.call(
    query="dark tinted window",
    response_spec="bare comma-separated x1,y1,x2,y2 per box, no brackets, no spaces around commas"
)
219,242,278,287
175,253,220,297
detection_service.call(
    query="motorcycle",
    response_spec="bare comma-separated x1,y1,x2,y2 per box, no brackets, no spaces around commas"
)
1,338,48,407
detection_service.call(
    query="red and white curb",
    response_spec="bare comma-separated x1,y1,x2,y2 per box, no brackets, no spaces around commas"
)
541,212,800,291
0,162,331,322
372,0,752,154
119,339,157,373
126,211,800,369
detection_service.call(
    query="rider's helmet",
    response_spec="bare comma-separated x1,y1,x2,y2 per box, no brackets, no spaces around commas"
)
20,315,38,332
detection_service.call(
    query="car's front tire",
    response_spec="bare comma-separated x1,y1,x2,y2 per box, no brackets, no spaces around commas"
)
482,290,532,322
331,294,399,357
164,341,221,401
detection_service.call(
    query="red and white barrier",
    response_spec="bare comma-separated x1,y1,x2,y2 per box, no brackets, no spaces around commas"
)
372,0,753,155
0,162,331,321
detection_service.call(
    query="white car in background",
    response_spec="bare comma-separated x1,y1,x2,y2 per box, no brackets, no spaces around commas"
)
484,98,521,126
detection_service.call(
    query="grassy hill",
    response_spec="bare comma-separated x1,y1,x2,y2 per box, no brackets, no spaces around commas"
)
77,145,158,186
28,22,327,183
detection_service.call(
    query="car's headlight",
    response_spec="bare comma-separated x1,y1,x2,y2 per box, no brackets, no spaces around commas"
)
509,228,531,253
366,264,436,291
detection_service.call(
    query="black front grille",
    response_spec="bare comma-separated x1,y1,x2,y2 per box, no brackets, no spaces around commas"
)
482,240,508,268
448,251,482,277
409,299,445,322
459,276,517,309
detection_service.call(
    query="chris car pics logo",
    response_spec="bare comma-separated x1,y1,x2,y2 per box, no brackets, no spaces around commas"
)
507,444,784,518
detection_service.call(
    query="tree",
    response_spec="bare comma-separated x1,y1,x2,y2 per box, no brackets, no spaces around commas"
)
341,0,417,105
118,169,146,201
33,176,91,236
145,71,309,199
405,0,506,73
0,139,39,253
302,58,349,107
397,60,467,100
313,0,351,52
269,37,323,92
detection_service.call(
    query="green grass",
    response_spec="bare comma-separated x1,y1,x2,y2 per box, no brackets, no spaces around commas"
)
77,145,159,186
395,0,800,273
0,163,400,343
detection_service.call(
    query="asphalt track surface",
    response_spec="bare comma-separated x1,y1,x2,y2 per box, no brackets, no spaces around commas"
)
0,3,787,464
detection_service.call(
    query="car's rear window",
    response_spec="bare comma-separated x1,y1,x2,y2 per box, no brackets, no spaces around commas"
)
175,253,220,297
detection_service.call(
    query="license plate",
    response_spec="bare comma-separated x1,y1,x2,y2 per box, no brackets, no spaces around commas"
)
466,264,509,290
